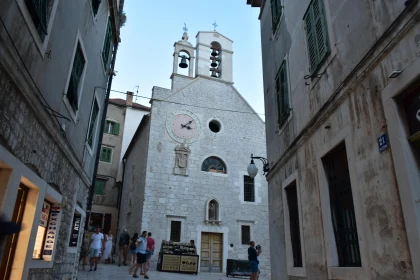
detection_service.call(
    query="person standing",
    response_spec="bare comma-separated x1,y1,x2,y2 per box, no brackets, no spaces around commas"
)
118,228,130,266
79,233,89,270
89,227,104,272
103,230,113,264
248,241,260,280
146,232,155,270
128,233,139,275
132,231,149,279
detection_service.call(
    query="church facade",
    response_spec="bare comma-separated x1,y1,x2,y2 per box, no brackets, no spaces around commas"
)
117,31,271,276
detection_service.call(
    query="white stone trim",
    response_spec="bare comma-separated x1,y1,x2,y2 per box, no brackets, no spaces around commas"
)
67,202,86,254
62,30,88,123
381,56,420,279
316,125,369,279
204,197,222,222
14,0,60,57
281,170,306,277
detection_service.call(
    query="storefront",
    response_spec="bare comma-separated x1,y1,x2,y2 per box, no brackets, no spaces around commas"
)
157,241,199,274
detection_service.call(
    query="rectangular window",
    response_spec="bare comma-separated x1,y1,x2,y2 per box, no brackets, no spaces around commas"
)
323,142,361,267
170,221,181,242
271,0,282,32
285,182,303,267
88,212,104,232
24,0,53,40
87,99,99,148
99,146,113,163
67,43,85,112
105,120,120,135
303,0,330,75
102,18,113,69
91,0,101,16
244,175,255,202
275,60,290,126
94,179,106,195
241,225,251,245
32,200,52,260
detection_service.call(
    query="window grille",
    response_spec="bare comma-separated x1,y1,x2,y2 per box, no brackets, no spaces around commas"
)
303,0,330,75
323,143,361,267
67,44,85,112
25,0,52,40
270,0,282,32
99,146,112,163
87,100,99,147
275,61,289,126
244,176,255,202
170,221,181,242
241,225,251,245
286,182,303,267
102,18,113,69
201,157,227,174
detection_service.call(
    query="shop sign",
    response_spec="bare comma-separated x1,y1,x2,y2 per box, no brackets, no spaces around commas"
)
378,133,389,153
180,255,198,272
43,204,61,261
69,214,81,247
162,255,180,271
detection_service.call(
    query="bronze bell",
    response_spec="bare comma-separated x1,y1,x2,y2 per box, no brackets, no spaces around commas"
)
211,48,218,57
179,56,188,68
211,70,218,78
211,60,218,67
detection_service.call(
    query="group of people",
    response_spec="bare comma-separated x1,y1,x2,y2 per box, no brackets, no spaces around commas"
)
78,228,115,271
117,229,155,279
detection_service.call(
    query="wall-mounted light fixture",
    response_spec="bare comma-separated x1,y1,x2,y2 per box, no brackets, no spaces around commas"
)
247,154,269,178
388,70,403,79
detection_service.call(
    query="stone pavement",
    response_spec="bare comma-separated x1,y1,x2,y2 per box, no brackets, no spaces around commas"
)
76,263,260,280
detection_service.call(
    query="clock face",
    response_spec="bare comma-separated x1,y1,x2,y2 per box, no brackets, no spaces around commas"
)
166,110,201,143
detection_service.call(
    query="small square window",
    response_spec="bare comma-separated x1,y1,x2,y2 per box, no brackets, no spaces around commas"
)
105,120,120,135
99,146,113,163
241,225,251,245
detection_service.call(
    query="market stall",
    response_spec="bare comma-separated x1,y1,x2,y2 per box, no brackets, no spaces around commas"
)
157,241,199,274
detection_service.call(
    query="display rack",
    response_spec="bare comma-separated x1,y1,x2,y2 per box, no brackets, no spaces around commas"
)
157,241,199,274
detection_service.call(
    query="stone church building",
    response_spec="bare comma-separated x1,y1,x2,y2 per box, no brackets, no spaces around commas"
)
117,30,271,276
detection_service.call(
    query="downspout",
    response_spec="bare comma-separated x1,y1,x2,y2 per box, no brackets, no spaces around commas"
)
85,42,119,231
115,158,126,241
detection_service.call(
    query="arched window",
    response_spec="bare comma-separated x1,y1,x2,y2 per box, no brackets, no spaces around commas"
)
208,199,219,221
201,157,227,174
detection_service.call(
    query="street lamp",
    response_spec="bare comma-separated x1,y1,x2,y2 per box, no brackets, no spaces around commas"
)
247,154,269,178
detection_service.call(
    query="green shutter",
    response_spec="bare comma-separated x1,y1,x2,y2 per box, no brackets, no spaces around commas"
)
94,179,105,195
304,0,330,75
113,123,120,135
87,100,99,147
102,18,113,69
100,147,112,162
92,0,101,16
276,61,289,126
271,0,282,32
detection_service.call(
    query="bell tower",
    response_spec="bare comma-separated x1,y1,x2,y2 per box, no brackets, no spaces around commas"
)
195,31,233,83
172,29,195,78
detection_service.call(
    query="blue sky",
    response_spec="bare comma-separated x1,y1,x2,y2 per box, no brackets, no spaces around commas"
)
111,0,264,116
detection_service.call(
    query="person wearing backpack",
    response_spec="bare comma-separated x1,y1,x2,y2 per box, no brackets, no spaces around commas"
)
128,233,139,275
118,228,130,266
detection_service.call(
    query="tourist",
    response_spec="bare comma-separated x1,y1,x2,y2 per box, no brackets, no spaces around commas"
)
146,232,155,270
190,240,197,255
132,231,148,279
79,233,89,270
256,244,262,277
118,228,130,266
248,241,260,280
89,227,104,272
103,230,113,264
128,233,139,275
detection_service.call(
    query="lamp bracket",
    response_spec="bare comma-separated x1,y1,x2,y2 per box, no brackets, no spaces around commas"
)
250,154,270,175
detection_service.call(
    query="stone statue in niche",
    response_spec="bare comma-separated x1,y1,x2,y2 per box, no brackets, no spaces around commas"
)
209,200,217,221
173,143,191,176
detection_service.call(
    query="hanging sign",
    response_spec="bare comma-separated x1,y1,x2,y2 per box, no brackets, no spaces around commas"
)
69,214,81,247
42,204,61,261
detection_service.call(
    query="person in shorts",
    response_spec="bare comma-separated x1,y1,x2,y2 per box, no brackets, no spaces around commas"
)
146,232,155,270
89,227,104,272
248,241,260,280
132,231,148,279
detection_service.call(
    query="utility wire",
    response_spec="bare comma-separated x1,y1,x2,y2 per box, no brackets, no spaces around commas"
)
109,89,266,116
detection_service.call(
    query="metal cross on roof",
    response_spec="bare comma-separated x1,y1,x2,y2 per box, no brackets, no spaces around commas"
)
183,23,188,32
212,21,218,31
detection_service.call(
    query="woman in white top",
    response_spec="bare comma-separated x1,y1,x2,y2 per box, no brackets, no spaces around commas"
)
102,231,113,264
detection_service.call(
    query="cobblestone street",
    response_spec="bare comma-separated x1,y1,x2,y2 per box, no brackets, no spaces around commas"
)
76,263,260,280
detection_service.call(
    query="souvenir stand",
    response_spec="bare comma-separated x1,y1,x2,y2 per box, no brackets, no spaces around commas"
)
157,241,199,274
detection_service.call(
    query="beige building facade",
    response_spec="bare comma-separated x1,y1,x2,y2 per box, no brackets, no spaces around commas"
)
247,0,420,279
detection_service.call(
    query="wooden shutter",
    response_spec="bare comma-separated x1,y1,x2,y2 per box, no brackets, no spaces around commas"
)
94,179,105,195
276,61,289,125
271,0,282,31
102,18,113,69
113,123,120,135
87,101,99,147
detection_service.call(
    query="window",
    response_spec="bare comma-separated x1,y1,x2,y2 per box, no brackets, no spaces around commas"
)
241,225,251,245
209,120,221,133
303,0,330,75
99,146,113,163
170,221,181,242
88,212,111,233
94,179,106,195
105,120,120,135
244,176,255,202
91,0,101,16
201,157,226,174
24,0,53,40
102,18,113,69
286,182,302,267
32,200,52,260
67,43,85,112
323,142,361,267
271,0,282,32
87,98,99,148
276,60,290,126
208,199,219,221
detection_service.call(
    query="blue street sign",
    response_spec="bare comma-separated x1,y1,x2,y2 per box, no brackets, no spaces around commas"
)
378,133,389,153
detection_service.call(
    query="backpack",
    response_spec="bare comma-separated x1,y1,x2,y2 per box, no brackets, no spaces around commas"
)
130,241,137,250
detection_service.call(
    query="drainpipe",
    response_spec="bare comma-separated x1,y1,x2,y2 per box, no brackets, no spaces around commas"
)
85,42,119,231
115,158,126,241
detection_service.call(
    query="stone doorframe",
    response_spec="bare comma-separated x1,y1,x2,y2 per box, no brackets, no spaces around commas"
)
381,57,420,280
195,225,229,273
